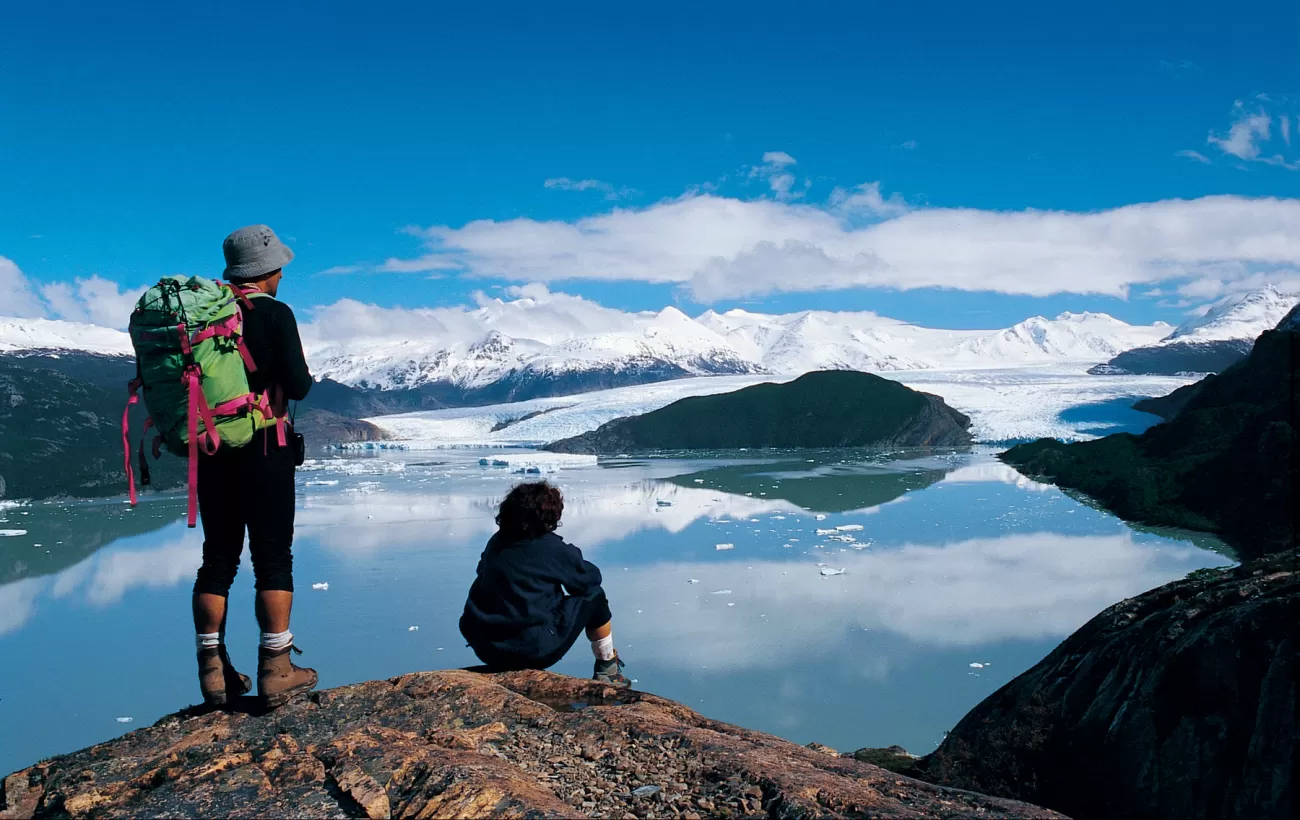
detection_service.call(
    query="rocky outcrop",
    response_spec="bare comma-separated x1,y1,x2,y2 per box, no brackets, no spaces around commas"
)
1,670,1059,819
548,371,972,455
923,553,1296,820
1003,307,1298,561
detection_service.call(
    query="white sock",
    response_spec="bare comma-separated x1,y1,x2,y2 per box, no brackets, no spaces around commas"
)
196,632,220,651
260,630,293,651
591,634,615,662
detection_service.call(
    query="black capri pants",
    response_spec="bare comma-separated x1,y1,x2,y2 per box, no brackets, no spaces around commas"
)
472,588,613,672
193,428,297,595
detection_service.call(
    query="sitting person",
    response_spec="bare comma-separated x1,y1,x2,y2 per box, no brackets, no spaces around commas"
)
459,481,630,687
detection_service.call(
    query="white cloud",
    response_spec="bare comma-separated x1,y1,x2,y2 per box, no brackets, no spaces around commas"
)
544,177,636,201
316,264,362,276
750,151,805,201
0,256,48,318
1207,97,1300,170
828,181,910,216
393,193,1300,302
900,140,919,151
0,259,143,328
1175,149,1211,164
300,284,636,349
40,275,145,329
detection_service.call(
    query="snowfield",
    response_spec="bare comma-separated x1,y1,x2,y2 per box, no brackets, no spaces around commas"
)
366,365,1197,447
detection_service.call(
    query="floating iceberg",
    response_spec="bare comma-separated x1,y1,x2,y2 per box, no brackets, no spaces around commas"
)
835,524,864,532
819,567,846,577
0,529,27,537
715,543,734,551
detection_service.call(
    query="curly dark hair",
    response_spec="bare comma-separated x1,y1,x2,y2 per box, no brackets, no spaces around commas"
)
495,481,564,540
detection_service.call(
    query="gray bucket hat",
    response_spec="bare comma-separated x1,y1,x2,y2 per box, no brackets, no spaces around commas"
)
222,224,294,281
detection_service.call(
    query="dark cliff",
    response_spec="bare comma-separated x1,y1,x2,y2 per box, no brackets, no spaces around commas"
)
923,552,1296,820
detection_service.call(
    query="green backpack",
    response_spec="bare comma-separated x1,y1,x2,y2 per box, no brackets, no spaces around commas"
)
125,276,286,526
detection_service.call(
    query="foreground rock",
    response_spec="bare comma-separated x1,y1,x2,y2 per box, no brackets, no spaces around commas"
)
547,370,972,454
1,670,1059,819
924,552,1296,820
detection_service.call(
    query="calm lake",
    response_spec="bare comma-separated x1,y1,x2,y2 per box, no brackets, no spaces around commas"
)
0,446,1232,776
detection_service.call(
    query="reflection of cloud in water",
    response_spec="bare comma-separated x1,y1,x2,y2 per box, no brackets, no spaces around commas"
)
610,532,1227,670
0,534,201,632
83,540,200,605
297,482,795,554
0,578,44,636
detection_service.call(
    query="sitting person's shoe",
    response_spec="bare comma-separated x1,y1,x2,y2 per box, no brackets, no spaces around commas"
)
197,645,252,706
593,653,631,688
258,644,318,709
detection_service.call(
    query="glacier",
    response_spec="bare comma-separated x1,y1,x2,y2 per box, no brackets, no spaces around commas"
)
366,364,1197,446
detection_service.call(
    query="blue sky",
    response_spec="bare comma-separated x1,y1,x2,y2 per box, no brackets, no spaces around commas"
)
2,0,1298,330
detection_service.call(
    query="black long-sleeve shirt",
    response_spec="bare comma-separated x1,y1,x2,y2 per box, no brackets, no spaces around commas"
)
243,295,312,401
459,532,604,657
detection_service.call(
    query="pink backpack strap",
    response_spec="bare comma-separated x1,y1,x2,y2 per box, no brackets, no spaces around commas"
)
183,365,222,528
122,379,142,506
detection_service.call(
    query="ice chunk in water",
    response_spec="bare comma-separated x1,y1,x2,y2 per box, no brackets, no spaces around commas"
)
687,578,700,584
115,717,133,723
715,543,734,550
835,524,864,532
709,589,732,595
408,625,419,632
311,582,329,591
819,567,846,577
815,514,827,521
693,478,704,483
0,530,27,537
969,662,984,669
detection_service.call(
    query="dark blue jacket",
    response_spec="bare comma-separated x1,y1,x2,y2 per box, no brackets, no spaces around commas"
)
459,531,603,658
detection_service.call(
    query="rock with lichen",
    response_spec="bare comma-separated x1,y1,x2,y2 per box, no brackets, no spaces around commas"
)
1,670,1059,819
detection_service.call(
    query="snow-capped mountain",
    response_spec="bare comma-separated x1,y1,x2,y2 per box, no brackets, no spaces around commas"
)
1166,286,1300,343
0,287,1243,405
307,296,1172,397
0,317,132,356
1090,286,1300,376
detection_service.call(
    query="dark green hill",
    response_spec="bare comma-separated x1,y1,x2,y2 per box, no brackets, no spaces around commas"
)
1002,307,1298,561
0,358,185,501
546,371,972,454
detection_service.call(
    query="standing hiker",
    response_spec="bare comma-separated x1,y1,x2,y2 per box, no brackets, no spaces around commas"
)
190,225,316,708
459,481,631,686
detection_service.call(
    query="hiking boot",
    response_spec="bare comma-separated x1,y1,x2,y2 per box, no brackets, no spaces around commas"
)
257,644,318,709
197,645,252,706
593,653,631,688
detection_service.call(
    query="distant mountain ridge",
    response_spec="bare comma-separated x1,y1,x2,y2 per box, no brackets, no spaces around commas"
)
2,297,1176,407
6,288,1289,413
1090,286,1300,376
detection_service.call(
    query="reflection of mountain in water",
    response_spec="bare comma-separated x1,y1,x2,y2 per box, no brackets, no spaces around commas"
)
0,499,180,585
666,453,956,514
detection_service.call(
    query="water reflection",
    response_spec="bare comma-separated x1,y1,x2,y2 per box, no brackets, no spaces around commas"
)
0,498,179,585
0,448,1232,775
